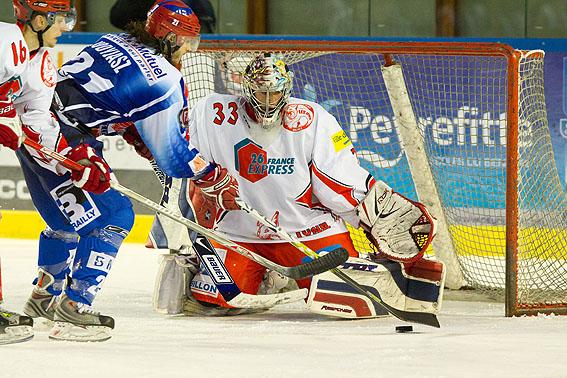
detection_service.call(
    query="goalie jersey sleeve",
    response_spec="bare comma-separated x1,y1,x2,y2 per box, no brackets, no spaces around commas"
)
55,33,213,178
188,93,375,243
310,106,375,225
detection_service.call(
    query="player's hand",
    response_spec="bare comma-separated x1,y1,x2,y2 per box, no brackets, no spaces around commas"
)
67,144,111,194
121,124,153,160
193,165,240,211
0,100,23,151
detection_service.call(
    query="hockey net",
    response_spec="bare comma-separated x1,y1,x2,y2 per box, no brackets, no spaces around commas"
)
181,40,567,316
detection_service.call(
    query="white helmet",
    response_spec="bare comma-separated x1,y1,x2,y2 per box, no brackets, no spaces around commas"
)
242,53,293,128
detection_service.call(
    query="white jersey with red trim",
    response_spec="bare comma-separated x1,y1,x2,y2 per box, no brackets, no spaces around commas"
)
0,22,66,172
17,47,68,173
0,22,28,99
189,93,375,243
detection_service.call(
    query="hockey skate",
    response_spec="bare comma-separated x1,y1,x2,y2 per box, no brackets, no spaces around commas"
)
49,294,114,342
0,307,34,345
23,269,57,324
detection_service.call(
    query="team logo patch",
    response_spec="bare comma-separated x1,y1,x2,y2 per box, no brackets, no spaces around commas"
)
40,51,56,88
283,103,314,132
49,181,101,231
331,130,352,152
234,138,295,183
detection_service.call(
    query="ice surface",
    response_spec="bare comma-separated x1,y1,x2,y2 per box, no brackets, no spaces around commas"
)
1,238,566,378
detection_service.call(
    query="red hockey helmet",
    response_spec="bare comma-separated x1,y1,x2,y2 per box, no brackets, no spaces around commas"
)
13,0,76,30
146,0,201,52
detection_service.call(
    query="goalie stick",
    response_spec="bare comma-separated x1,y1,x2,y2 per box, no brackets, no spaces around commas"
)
235,198,441,328
23,138,348,280
191,233,307,308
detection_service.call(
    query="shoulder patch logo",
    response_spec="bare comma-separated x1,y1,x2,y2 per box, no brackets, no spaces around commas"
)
40,51,56,88
283,103,314,132
331,130,352,152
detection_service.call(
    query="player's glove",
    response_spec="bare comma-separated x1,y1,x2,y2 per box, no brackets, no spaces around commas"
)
121,123,153,160
67,144,111,194
0,100,23,151
357,180,436,263
193,165,240,211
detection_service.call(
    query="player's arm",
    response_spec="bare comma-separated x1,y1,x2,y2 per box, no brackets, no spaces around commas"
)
309,105,374,222
136,91,239,210
0,27,28,151
0,95,23,151
311,106,435,262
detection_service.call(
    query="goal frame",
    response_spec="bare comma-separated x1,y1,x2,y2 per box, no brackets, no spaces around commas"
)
193,38,560,317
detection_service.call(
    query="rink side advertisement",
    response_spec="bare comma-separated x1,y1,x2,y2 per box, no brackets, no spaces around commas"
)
1,35,566,241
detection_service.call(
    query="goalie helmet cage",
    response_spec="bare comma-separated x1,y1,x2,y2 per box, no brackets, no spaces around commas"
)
181,38,567,317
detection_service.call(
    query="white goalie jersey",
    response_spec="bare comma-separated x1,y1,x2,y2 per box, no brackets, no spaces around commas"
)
189,93,376,243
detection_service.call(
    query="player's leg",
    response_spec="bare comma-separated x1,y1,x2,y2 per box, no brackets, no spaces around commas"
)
186,240,267,314
17,144,135,341
50,184,134,341
253,232,358,291
17,153,78,322
253,232,444,319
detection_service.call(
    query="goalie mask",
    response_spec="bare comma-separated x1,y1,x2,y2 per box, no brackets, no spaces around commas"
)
242,53,293,128
146,0,201,64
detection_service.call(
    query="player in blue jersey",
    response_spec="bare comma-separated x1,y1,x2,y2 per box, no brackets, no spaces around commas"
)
19,0,239,342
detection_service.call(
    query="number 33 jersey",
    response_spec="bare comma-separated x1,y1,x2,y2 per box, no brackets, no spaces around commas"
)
188,93,376,243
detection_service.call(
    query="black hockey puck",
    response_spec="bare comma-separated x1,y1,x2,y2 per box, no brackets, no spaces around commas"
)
395,325,413,333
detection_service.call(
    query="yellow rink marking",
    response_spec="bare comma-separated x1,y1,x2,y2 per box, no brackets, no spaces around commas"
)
0,210,153,244
347,224,567,259
2,211,565,259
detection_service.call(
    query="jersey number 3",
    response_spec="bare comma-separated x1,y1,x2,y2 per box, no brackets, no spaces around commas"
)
213,102,238,126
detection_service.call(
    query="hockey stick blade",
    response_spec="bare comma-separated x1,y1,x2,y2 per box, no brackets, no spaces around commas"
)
228,289,308,309
288,247,349,280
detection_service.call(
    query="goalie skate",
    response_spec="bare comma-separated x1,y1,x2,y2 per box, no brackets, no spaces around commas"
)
0,308,34,345
49,294,114,342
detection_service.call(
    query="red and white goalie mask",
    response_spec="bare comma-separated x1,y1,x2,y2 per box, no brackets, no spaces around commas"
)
242,53,293,128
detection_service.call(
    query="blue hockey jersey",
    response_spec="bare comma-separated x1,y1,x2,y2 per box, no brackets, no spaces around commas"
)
55,33,213,179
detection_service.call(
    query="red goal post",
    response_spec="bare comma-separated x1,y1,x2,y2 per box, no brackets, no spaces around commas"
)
181,39,567,317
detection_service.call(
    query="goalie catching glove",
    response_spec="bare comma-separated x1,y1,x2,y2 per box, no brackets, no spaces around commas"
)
67,144,111,194
0,100,23,151
193,165,240,211
357,180,436,262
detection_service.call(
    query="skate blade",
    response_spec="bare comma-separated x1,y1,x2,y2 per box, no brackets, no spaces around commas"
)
33,318,55,331
49,321,112,342
0,326,34,345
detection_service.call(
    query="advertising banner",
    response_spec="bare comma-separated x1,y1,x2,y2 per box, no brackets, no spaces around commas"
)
1,36,566,218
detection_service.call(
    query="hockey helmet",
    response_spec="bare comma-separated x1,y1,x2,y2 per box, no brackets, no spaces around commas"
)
243,53,293,127
146,0,201,53
13,0,76,31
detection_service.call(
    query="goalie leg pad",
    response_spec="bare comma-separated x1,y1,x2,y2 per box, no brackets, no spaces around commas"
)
307,257,445,319
153,253,198,315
